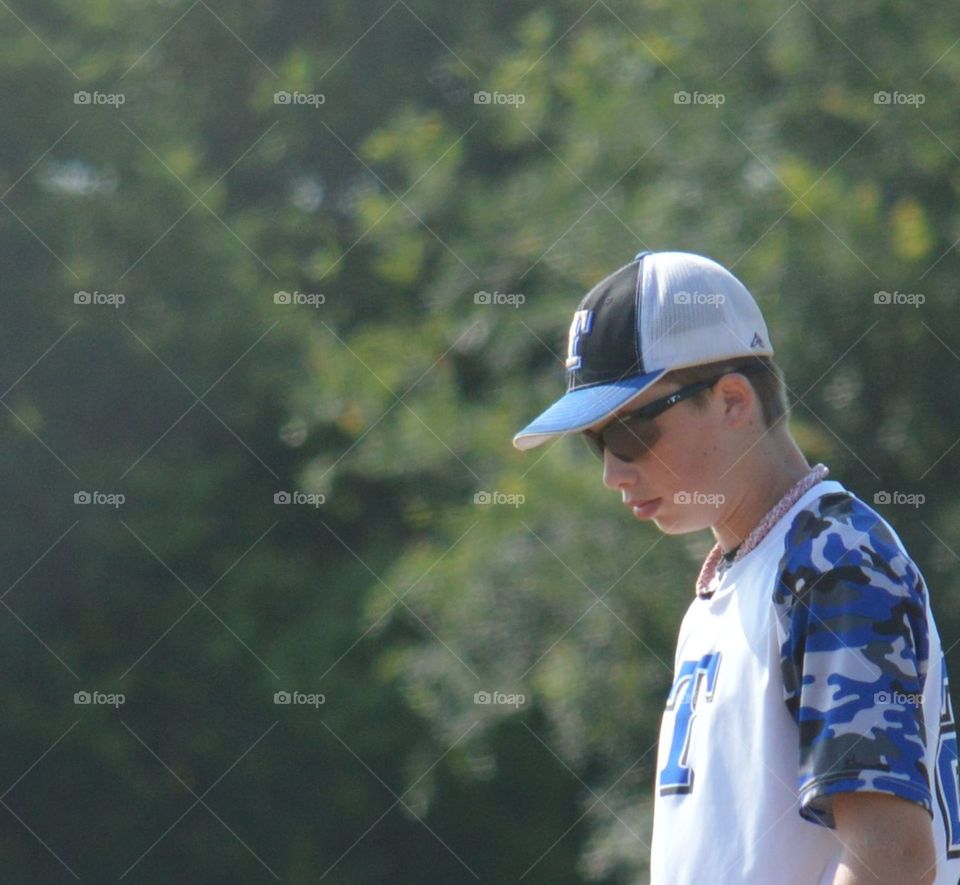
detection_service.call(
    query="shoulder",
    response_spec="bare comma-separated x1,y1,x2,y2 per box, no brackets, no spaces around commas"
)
770,489,930,693
772,489,926,613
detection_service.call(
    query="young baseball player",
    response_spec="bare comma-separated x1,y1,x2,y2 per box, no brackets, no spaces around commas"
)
513,251,960,884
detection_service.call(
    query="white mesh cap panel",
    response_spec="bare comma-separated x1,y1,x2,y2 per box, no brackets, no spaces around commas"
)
638,252,774,372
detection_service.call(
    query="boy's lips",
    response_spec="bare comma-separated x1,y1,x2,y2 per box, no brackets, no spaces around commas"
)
626,497,662,519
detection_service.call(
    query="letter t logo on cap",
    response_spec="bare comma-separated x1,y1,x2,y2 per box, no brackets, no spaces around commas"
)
566,309,594,370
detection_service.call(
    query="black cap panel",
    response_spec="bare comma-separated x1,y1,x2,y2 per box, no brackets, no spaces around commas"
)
565,260,644,390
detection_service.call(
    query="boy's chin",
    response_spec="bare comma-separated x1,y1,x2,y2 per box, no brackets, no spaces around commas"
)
654,512,710,535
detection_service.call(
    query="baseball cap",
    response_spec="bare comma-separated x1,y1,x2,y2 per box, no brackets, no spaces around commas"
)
512,251,774,450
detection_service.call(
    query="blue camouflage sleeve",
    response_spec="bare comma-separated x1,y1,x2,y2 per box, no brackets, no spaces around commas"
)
773,492,932,829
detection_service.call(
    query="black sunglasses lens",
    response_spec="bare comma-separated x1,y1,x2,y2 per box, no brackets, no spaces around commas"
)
583,407,665,463
582,427,638,462
604,418,658,462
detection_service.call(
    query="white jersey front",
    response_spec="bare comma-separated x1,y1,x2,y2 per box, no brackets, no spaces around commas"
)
650,480,960,884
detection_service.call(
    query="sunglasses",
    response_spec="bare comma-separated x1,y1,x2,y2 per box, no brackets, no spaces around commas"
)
582,364,765,463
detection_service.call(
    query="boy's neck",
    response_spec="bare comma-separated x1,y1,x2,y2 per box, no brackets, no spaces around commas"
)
712,439,814,554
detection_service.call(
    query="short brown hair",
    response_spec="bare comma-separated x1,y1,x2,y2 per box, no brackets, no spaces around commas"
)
662,356,788,431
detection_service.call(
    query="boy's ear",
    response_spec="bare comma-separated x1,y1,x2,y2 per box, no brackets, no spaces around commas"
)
716,374,755,427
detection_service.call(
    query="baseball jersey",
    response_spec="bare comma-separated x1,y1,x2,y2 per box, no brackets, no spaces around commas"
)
650,479,960,884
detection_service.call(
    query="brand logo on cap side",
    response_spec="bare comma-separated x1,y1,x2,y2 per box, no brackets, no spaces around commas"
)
750,332,764,348
566,309,594,370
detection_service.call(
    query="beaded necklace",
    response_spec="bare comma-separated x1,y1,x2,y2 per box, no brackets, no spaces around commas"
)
695,463,830,598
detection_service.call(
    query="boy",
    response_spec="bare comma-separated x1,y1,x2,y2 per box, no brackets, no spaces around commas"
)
513,251,960,884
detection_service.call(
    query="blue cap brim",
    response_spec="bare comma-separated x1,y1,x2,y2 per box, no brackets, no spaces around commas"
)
512,369,667,450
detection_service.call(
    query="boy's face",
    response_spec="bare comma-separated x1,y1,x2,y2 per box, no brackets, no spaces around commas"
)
586,374,754,535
